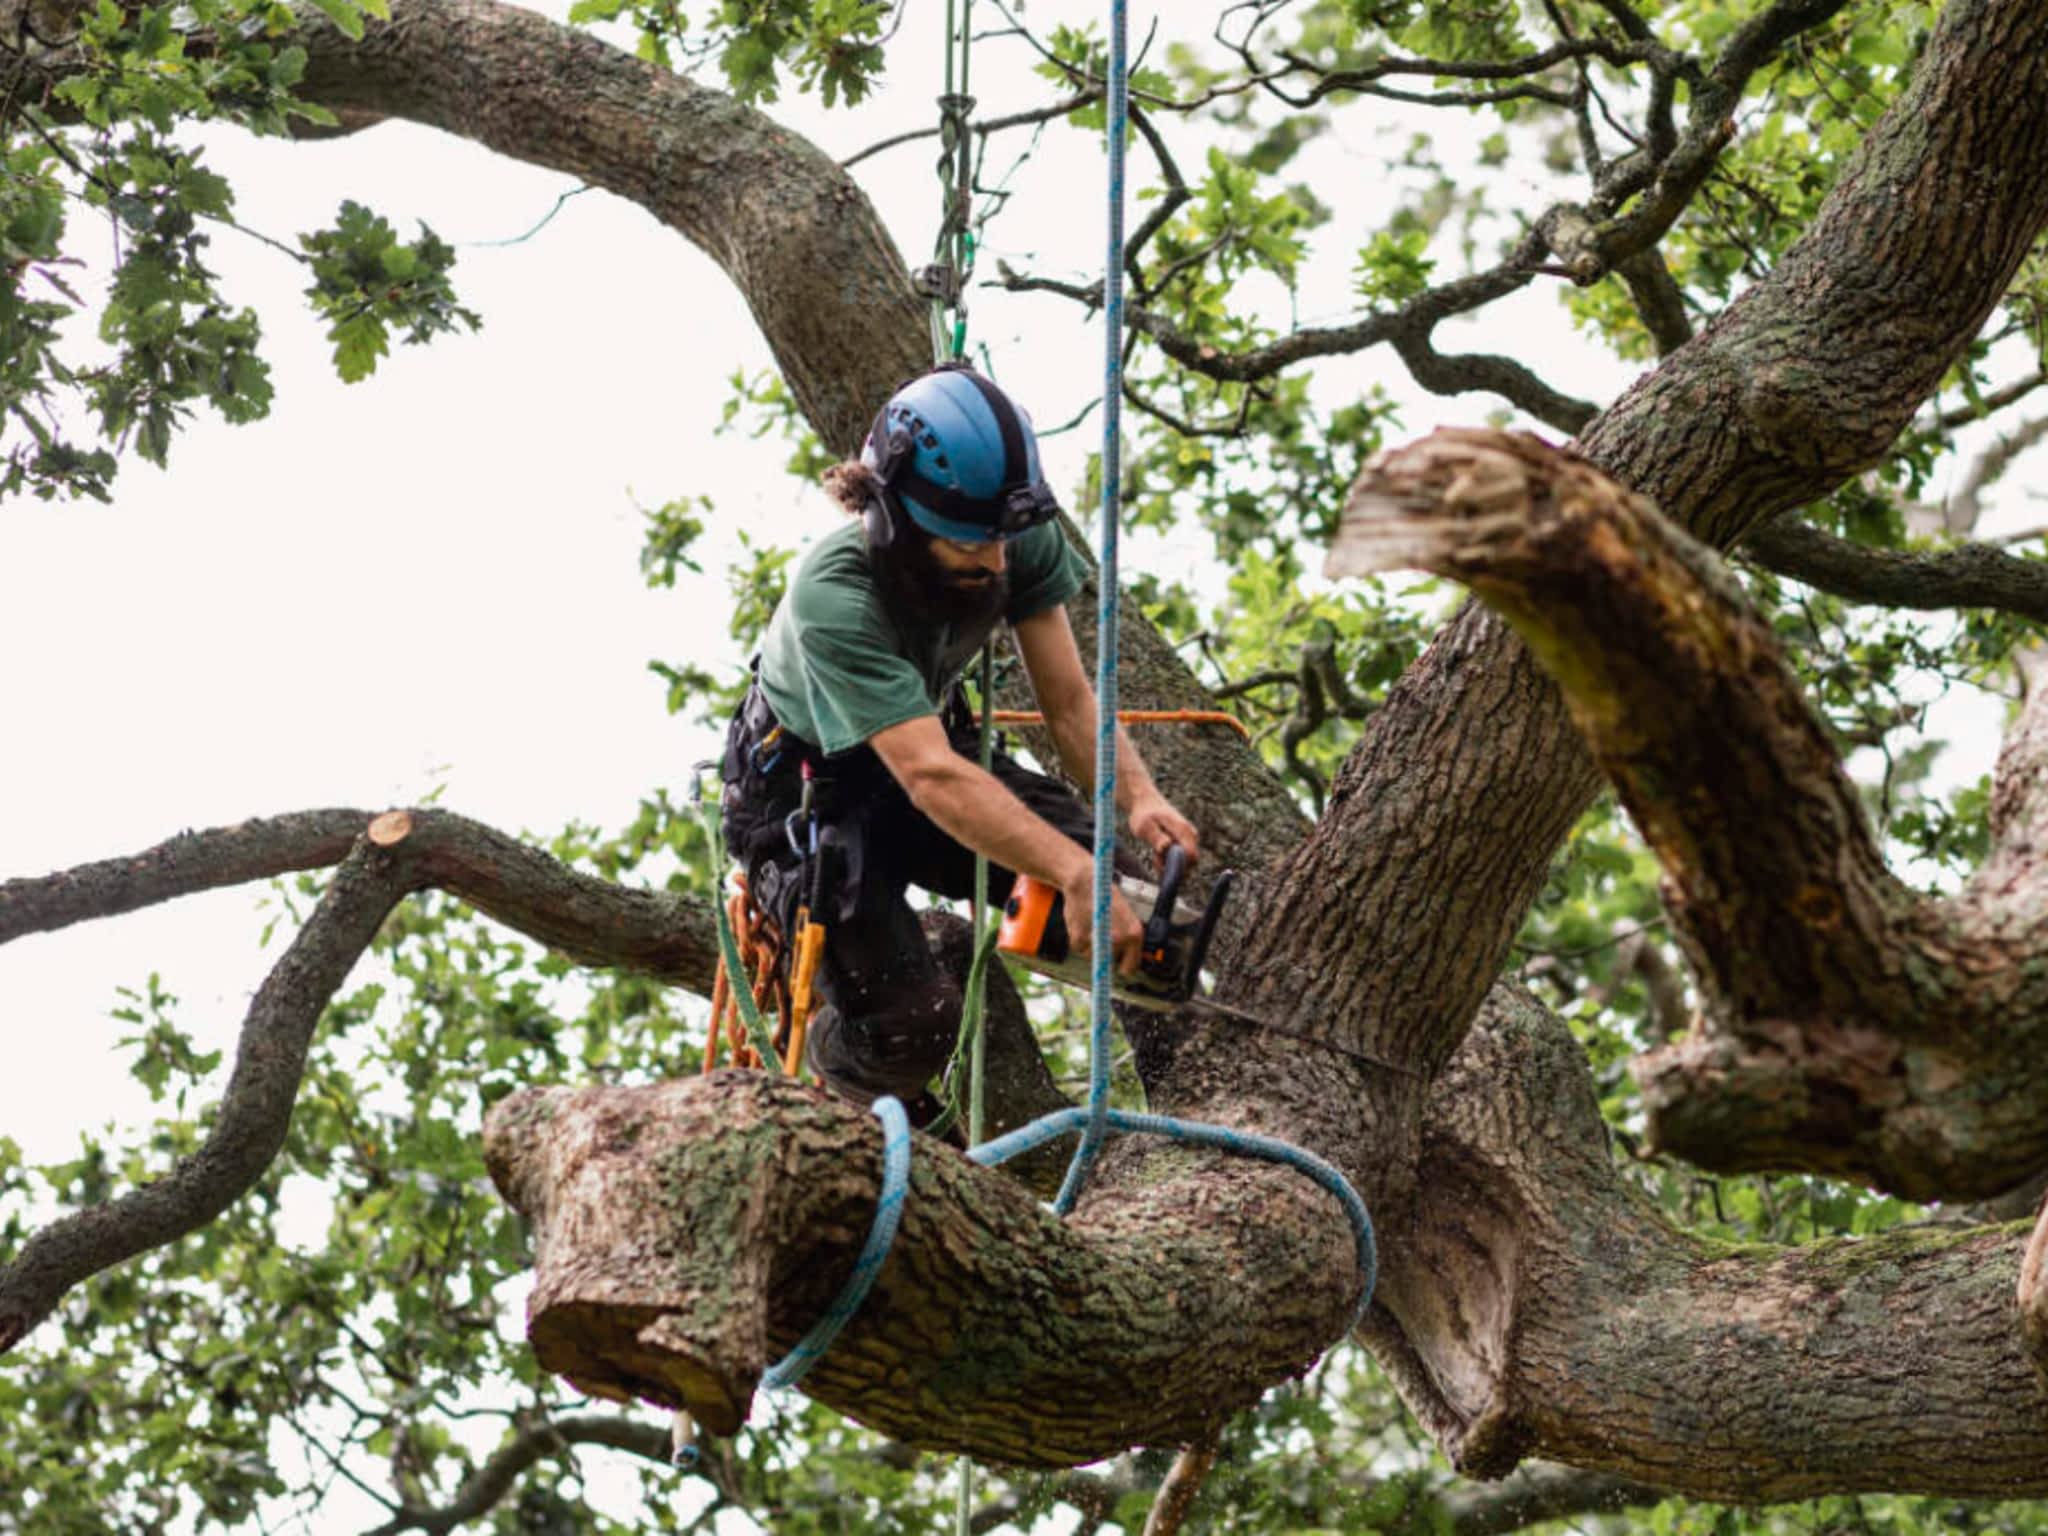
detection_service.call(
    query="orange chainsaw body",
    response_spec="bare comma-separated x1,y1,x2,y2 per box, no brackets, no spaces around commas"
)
996,846,1231,1011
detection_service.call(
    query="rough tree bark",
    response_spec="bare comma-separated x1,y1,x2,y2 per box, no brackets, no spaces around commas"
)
1330,428,2048,1201
8,0,2048,1504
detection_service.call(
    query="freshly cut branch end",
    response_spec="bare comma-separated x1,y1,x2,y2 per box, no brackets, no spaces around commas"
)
367,810,415,847
1325,428,1627,585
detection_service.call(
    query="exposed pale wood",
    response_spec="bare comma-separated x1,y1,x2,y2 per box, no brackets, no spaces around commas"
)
367,809,415,846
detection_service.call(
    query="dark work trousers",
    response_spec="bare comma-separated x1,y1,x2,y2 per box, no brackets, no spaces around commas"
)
720,686,1095,1108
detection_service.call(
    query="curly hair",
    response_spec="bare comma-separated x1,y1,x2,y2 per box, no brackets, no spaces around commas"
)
822,460,882,518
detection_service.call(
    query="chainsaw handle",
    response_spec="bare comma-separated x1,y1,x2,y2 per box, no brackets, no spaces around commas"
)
1155,841,1188,910
1144,842,1189,955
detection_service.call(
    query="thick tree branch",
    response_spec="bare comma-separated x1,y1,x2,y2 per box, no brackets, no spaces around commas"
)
0,808,722,1352
1381,985,2048,1498
1334,428,2048,1199
481,1069,1371,1462
1742,510,2048,624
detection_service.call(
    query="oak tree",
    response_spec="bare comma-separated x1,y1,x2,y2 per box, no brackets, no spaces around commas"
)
6,0,2048,1530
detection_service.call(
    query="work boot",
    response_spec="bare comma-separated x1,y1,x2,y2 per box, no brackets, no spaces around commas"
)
805,1005,953,1135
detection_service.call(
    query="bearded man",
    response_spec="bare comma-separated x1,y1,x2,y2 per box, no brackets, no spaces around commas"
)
718,363,1200,1117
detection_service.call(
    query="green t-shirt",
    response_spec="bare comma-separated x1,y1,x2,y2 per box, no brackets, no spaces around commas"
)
757,518,1088,756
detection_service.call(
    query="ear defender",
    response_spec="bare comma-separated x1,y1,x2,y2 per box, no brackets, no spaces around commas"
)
860,419,916,548
862,491,898,548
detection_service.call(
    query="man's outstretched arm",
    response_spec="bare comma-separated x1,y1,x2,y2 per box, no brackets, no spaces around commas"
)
1010,606,1200,863
868,714,1144,972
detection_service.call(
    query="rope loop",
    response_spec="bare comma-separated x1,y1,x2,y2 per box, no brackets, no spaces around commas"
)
761,1095,913,1392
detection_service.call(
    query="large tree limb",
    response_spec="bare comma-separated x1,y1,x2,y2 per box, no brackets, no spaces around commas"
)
480,1069,1371,1463
1333,428,2048,1200
1376,985,2048,1498
1237,0,2048,1085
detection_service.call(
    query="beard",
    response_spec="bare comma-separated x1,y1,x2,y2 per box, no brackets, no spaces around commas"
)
869,513,1012,632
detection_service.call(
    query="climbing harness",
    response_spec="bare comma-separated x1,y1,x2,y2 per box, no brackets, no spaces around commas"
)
694,775,825,1080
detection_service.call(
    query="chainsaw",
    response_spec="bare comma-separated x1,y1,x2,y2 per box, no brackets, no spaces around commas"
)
996,843,1417,1072
996,842,1236,1013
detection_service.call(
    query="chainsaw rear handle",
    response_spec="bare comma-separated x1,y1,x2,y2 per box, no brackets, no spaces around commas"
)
1142,842,1189,964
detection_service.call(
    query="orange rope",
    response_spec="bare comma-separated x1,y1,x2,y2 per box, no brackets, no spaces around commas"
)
703,862,829,1082
990,708,1251,742
746,947,779,1070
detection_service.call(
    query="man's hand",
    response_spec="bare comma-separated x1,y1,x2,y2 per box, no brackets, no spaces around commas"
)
1062,867,1146,976
1129,793,1201,866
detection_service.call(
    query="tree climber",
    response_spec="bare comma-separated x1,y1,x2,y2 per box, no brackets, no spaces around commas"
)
719,363,1200,1120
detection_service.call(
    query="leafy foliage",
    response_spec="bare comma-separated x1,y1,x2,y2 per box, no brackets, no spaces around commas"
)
299,202,478,383
563,0,892,102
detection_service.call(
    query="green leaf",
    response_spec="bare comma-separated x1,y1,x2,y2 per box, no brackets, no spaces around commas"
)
269,45,308,86
329,310,390,382
307,0,365,41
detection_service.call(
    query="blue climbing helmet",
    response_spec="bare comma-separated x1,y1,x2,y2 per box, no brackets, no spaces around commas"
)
860,364,1061,547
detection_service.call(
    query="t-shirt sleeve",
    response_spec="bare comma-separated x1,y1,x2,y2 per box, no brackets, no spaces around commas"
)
1004,523,1090,623
793,583,938,755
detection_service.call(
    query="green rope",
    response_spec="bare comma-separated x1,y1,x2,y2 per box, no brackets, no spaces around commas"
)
929,0,975,363
929,643,1001,1145
694,786,783,1071
958,639,991,1536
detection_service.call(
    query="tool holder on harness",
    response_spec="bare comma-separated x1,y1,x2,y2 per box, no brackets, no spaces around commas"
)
699,759,833,1080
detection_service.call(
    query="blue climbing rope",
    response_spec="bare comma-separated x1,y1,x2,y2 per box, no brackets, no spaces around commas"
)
974,1108,1377,1330
1030,0,1377,1321
761,1095,912,1392
1051,0,1132,1220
